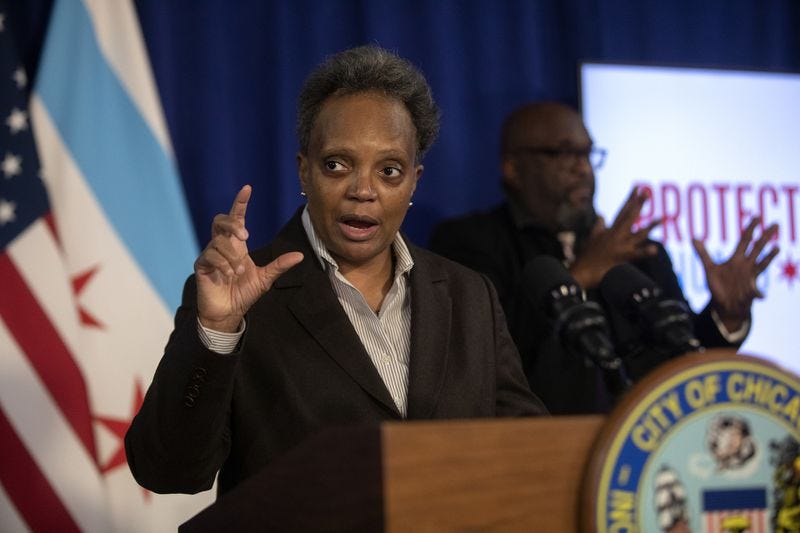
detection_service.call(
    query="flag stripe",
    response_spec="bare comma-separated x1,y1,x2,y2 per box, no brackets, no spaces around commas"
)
34,0,196,312
0,317,111,532
7,219,84,364
82,0,174,155
0,406,80,533
704,509,767,533
0,482,29,533
0,252,96,460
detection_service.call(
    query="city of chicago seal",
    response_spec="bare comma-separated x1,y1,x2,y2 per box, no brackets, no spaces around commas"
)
583,350,800,532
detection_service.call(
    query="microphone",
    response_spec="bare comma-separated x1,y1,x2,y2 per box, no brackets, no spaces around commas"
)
522,256,621,373
599,263,702,360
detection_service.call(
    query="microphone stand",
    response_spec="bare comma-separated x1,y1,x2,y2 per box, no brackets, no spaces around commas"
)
552,286,632,399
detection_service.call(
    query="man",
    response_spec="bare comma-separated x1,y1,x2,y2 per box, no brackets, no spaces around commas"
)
125,46,546,499
430,101,778,414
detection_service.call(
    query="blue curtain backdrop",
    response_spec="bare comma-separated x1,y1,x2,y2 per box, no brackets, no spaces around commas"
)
7,0,800,250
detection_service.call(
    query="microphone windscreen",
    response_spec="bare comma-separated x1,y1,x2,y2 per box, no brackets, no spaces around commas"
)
599,263,659,311
522,255,578,308
599,262,700,367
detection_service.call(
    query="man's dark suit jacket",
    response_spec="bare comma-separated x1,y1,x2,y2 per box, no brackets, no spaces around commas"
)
125,210,546,496
429,203,739,415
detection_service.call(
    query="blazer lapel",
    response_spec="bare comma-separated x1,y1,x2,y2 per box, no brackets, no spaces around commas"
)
406,247,451,419
271,213,401,417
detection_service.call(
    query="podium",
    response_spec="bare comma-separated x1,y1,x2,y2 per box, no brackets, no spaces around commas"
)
181,350,800,531
180,416,605,532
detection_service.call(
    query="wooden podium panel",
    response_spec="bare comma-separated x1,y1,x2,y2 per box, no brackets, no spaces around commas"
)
383,416,604,532
180,417,605,532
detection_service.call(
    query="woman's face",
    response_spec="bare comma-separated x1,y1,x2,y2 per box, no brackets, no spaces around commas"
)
298,92,422,273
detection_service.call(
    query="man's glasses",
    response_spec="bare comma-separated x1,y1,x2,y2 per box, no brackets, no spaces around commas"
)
512,146,607,170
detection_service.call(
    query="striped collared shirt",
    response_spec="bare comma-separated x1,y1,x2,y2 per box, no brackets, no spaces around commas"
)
198,209,415,416
301,208,413,417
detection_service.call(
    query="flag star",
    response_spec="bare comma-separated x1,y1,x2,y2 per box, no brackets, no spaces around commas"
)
12,67,27,89
6,108,28,134
0,198,16,225
71,266,105,329
2,153,22,178
95,381,145,475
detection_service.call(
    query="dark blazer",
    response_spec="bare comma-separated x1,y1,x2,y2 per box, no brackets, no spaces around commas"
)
430,203,740,415
125,210,546,496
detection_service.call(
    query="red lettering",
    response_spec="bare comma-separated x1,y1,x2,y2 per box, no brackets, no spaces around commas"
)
758,184,779,241
660,183,682,243
736,184,753,235
687,183,708,241
711,183,730,242
783,184,798,243
624,181,793,246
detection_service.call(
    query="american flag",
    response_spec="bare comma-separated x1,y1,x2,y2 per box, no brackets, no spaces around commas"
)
0,0,211,530
702,487,768,533
0,8,48,248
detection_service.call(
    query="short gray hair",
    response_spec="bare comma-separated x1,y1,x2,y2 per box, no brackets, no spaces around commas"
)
296,45,441,161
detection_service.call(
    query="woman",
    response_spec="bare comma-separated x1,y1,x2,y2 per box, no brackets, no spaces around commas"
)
126,45,546,497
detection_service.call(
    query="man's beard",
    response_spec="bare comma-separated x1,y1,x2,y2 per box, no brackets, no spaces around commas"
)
554,201,596,236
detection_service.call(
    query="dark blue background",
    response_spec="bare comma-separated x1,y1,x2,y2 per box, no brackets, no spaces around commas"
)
7,0,800,249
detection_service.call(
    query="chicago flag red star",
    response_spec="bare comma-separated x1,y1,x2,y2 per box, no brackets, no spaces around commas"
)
95,381,145,474
71,265,104,328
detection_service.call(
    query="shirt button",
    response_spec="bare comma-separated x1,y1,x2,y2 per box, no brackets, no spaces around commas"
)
382,356,391,364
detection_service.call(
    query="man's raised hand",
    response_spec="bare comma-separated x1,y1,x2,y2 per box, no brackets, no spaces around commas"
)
692,217,779,333
570,187,661,289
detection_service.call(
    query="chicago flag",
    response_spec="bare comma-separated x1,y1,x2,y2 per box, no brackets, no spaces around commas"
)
0,0,213,530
